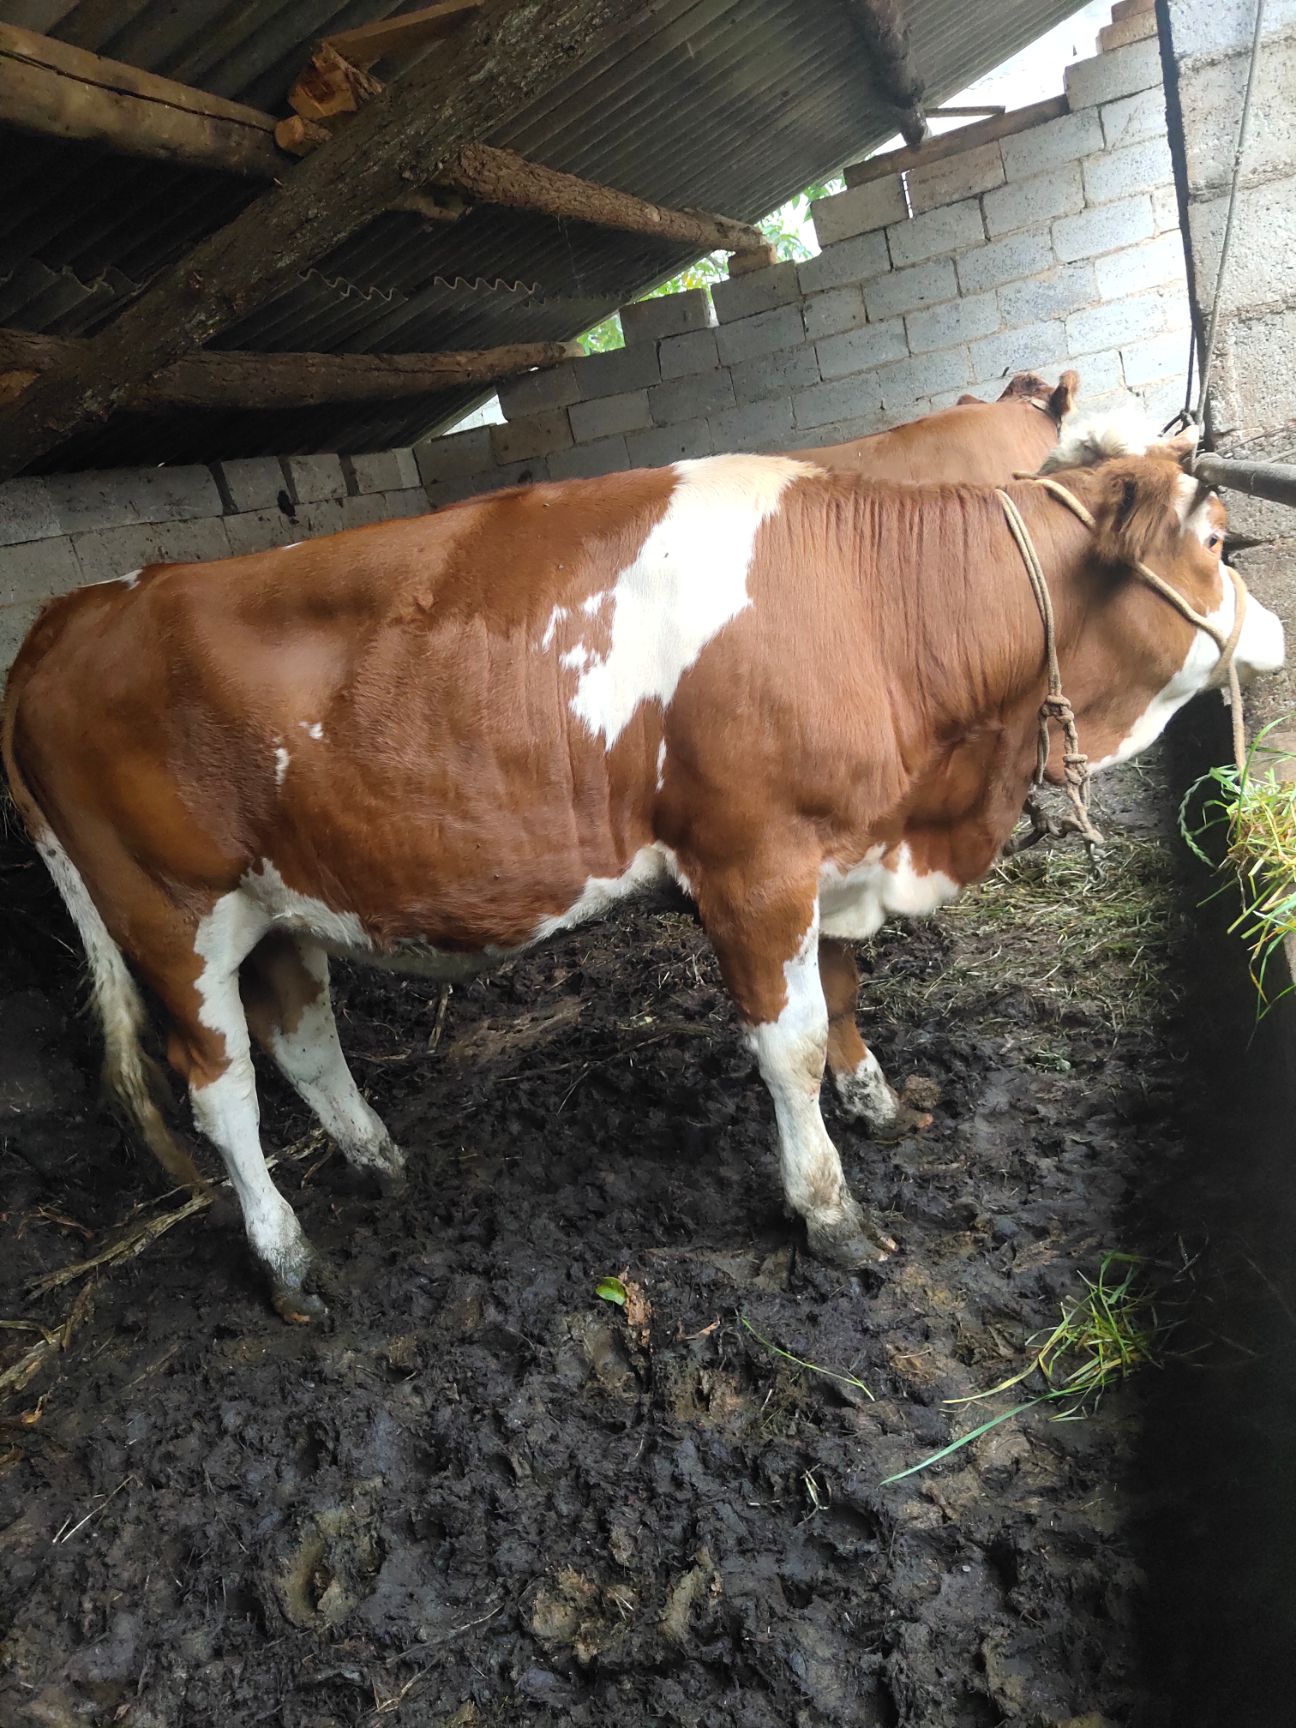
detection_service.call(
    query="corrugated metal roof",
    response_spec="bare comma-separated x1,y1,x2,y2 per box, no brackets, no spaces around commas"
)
1,0,1091,471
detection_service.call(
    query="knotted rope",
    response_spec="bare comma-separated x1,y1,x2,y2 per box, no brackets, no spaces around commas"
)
997,476,1250,856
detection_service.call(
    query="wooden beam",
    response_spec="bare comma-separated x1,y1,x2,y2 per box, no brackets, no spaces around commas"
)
434,144,768,260
0,21,282,178
843,94,1069,188
0,0,650,480
324,0,482,71
0,328,583,412
841,0,928,149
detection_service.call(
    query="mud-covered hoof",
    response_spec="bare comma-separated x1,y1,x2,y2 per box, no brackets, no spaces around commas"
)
374,1162,407,1199
805,1197,898,1269
268,1259,334,1325
870,1102,934,1144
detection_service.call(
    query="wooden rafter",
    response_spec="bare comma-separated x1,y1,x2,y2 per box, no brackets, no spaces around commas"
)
843,95,1067,188
0,0,659,480
324,0,483,71
0,329,583,412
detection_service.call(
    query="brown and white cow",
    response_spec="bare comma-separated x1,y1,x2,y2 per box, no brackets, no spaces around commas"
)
3,432,1281,1319
785,369,1078,1134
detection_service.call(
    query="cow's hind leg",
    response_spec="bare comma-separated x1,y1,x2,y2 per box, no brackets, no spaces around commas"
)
700,882,896,1269
240,933,404,1188
820,939,932,1139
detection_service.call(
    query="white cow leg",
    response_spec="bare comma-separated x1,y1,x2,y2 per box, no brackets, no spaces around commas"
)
243,936,404,1187
707,894,898,1268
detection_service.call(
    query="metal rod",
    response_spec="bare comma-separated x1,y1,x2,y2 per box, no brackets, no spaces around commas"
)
1194,452,1296,509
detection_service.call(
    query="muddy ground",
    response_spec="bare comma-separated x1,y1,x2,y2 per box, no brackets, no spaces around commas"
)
1,749,1292,1728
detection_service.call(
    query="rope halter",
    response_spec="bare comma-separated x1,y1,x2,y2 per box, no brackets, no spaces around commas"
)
996,475,1250,854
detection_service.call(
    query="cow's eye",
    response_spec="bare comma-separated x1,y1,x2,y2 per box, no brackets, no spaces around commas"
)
1207,533,1223,553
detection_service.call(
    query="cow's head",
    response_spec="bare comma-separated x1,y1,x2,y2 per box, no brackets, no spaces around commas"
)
996,368,1079,424
1049,453,1284,772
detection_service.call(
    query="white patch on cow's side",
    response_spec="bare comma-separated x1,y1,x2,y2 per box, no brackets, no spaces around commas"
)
541,605,568,651
655,739,667,792
531,844,674,942
298,720,325,740
242,859,372,956
568,454,811,748
834,1048,904,1131
191,889,308,1283
1092,573,1285,771
264,940,403,1179
273,744,290,786
560,644,593,672
819,843,960,940
581,591,609,616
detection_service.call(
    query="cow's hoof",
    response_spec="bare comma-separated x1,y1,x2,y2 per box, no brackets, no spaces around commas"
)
374,1162,407,1199
269,1264,332,1325
805,1198,898,1269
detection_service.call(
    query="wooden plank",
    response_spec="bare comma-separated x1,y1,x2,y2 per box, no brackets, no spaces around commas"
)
325,0,482,70
0,21,281,178
0,328,582,411
436,144,768,259
0,0,655,480
843,94,1069,188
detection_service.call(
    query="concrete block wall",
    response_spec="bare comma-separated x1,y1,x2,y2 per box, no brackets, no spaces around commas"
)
415,4,1191,499
0,448,429,674
1161,0,1296,730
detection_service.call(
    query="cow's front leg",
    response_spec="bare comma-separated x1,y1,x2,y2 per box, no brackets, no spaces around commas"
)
703,889,896,1268
820,939,933,1140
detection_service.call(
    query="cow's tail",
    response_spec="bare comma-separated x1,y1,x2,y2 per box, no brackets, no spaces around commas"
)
2,664,206,1193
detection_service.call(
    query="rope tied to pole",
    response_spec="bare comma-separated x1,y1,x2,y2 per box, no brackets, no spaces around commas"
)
997,477,1251,856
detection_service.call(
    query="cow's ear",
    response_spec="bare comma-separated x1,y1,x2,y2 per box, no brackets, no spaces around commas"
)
1049,370,1079,421
956,393,982,406
1090,458,1185,568
1150,425,1199,467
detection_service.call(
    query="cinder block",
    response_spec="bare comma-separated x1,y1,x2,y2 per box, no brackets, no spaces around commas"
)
658,327,720,379
1099,10,1158,51
968,319,1066,386
711,259,802,323
222,510,298,557
43,465,224,534
648,369,735,426
1054,194,1155,263
619,289,713,346
280,454,347,504
796,231,890,295
708,396,795,452
282,499,345,540
793,374,885,430
211,457,283,515
1218,305,1296,431
1082,135,1175,206
0,596,51,675
342,448,421,494
886,196,984,268
1177,37,1296,195
714,304,805,367
812,177,907,246
1164,0,1296,64
565,342,661,401
803,285,869,340
998,262,1098,327
1094,232,1187,300
786,411,891,449
341,492,391,529
377,487,434,518
1151,183,1181,233
1000,110,1104,180
872,347,972,413
626,420,715,468
815,318,908,381
413,426,495,487
729,344,821,404
423,462,543,510
489,409,573,464
496,361,580,420
1122,326,1198,389
0,534,82,607
70,517,232,586
1100,86,1168,151
905,292,1000,355
863,257,958,322
906,141,1004,215
547,437,631,481
0,478,58,548
1064,38,1162,109
956,231,1054,296
1066,289,1169,356
983,162,1084,238
569,389,652,443
1064,347,1126,396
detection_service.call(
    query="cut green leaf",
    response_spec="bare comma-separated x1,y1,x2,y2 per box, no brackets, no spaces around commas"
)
596,1277,627,1307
